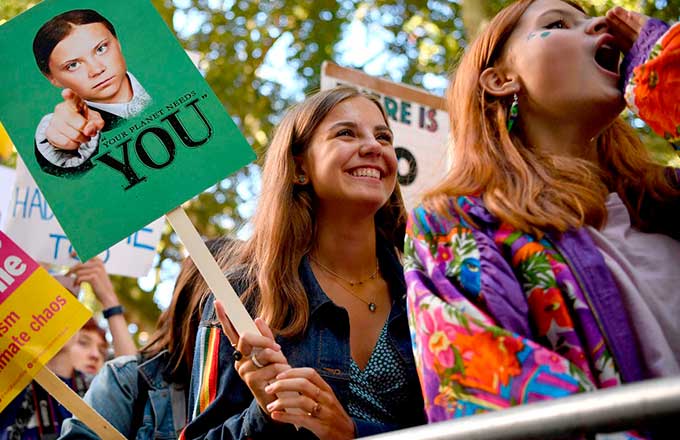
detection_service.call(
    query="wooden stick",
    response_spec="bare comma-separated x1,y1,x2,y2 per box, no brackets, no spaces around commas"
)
165,206,304,426
166,207,258,335
34,366,125,440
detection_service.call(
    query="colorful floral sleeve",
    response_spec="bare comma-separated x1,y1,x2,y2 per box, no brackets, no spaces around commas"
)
404,204,593,421
623,20,680,149
404,202,644,439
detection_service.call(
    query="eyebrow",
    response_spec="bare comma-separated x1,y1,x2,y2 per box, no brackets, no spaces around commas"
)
536,7,588,21
327,121,393,135
58,38,108,69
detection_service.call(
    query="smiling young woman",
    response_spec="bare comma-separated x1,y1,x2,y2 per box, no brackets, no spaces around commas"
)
182,86,426,440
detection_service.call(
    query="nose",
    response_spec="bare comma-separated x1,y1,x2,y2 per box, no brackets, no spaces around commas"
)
87,60,106,78
89,346,102,360
585,16,608,35
359,136,384,157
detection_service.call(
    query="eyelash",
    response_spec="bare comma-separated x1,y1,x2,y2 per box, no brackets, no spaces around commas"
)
377,133,393,143
337,129,393,144
545,19,567,29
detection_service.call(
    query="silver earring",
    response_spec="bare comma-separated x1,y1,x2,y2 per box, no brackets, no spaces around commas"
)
297,175,307,184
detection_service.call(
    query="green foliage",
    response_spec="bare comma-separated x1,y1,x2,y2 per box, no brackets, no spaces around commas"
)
1,0,679,339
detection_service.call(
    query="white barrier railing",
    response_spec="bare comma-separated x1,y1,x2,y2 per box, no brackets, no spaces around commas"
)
365,376,680,440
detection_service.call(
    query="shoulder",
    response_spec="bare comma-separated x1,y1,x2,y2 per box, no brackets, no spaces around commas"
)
407,196,491,242
108,354,140,368
93,355,140,391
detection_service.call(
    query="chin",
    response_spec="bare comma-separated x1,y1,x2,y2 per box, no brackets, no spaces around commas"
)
351,195,389,212
585,92,624,124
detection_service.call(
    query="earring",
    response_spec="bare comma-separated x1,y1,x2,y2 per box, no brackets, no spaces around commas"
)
297,175,308,184
507,93,519,132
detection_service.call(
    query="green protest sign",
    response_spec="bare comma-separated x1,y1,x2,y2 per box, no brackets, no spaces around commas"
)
0,0,255,260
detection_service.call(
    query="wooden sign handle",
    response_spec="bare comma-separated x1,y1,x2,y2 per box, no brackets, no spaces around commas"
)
165,207,258,335
166,206,304,426
33,366,125,440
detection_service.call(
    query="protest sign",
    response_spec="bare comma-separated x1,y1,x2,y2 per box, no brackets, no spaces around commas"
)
0,1,297,415
0,231,123,438
0,123,12,159
0,0,255,261
0,165,15,229
4,159,163,278
320,61,450,210
0,231,90,410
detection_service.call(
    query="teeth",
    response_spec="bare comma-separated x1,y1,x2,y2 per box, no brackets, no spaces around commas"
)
350,168,381,179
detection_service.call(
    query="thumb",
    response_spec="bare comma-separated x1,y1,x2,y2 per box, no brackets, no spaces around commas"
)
215,300,239,346
254,317,275,340
83,109,105,137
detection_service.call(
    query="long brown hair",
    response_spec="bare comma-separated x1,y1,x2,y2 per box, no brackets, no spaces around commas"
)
425,0,678,236
141,237,232,385
216,86,406,338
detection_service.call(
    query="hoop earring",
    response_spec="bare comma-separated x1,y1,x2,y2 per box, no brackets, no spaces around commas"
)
296,175,308,184
507,93,519,132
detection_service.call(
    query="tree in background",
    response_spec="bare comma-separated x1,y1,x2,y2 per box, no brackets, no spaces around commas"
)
1,0,678,341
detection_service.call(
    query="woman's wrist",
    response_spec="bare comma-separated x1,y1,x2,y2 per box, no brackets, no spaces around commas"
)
102,305,124,319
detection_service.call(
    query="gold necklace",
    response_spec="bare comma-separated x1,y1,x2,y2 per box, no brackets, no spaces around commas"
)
310,257,380,312
310,257,379,287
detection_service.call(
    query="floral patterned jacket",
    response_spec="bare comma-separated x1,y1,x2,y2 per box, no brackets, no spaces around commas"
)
404,19,680,434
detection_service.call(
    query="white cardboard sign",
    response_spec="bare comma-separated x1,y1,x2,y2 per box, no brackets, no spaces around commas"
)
0,165,16,230
3,159,164,278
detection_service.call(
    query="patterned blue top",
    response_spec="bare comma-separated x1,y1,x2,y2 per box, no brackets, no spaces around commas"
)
347,321,411,423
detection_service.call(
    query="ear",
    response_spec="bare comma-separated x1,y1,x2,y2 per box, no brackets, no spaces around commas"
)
293,156,309,185
46,73,63,88
479,67,519,98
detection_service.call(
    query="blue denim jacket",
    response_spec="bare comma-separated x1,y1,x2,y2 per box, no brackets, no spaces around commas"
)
183,245,426,439
59,351,182,440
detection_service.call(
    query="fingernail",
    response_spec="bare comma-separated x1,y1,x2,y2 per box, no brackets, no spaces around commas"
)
274,343,281,350
264,384,272,392
266,403,274,411
276,372,285,379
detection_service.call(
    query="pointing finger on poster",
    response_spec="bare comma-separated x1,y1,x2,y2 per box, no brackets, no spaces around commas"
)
45,89,104,150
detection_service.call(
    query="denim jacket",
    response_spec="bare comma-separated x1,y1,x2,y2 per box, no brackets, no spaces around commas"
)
182,244,426,439
59,351,183,440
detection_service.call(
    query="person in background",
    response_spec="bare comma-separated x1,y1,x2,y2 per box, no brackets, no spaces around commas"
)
403,0,680,437
68,255,136,360
0,257,135,439
59,237,232,440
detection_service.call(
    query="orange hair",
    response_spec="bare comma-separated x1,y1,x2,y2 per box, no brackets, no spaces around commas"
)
425,0,679,236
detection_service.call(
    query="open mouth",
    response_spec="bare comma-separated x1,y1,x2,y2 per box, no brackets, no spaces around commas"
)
349,167,382,180
594,44,620,75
